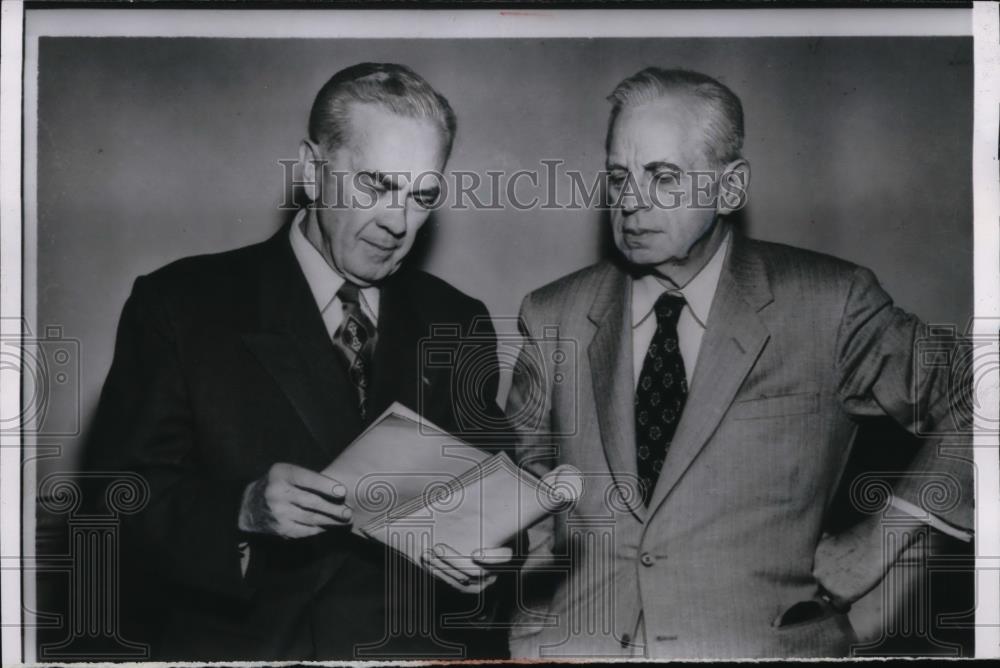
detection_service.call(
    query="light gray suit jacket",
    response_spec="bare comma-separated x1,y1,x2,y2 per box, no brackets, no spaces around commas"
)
506,231,972,659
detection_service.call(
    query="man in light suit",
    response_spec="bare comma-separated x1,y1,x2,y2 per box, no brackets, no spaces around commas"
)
506,67,974,659
83,63,511,661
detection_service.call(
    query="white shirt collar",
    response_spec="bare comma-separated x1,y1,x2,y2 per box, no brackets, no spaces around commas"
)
288,208,380,322
631,228,731,329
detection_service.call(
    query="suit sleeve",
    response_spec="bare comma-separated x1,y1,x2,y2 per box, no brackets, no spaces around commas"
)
505,294,560,568
83,276,257,602
833,265,973,531
811,267,974,607
452,300,510,448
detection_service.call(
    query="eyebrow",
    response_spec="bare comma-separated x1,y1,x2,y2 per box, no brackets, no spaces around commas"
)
604,160,684,172
412,183,441,199
643,160,682,172
363,170,403,191
363,169,441,198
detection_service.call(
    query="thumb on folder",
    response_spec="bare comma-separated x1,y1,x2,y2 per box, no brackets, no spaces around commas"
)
540,464,584,510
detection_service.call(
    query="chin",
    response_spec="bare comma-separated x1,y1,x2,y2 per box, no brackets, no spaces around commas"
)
619,246,688,267
356,263,400,285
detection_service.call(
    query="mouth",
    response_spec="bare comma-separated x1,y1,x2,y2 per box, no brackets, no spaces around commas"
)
361,238,401,253
621,227,661,248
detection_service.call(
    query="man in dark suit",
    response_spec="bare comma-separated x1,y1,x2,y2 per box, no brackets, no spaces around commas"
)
83,63,509,661
507,67,974,658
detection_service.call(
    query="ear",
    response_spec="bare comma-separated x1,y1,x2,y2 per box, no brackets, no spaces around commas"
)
717,158,750,216
298,139,324,203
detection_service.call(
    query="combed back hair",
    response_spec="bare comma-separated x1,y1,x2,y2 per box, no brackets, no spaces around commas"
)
308,62,457,156
607,67,744,167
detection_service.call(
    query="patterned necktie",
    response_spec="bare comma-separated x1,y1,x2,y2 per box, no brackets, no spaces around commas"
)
635,293,688,506
332,282,377,420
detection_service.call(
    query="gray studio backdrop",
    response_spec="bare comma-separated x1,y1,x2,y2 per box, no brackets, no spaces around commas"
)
32,35,974,653
35,36,972,473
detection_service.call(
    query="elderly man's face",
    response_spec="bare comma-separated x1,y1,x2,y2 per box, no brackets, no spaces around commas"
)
308,103,446,286
606,94,722,268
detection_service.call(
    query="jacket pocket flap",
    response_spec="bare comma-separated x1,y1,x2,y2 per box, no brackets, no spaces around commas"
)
730,392,819,420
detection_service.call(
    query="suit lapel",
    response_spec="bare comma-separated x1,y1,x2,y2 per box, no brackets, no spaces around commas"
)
241,225,362,462
646,234,773,516
368,273,429,420
587,262,647,522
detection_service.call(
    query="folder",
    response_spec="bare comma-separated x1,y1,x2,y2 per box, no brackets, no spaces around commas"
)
322,402,566,568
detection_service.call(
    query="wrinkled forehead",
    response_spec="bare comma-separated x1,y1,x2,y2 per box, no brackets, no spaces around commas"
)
339,103,449,175
607,95,712,168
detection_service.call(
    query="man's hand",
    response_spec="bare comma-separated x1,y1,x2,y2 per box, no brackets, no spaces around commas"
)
420,464,583,593
421,545,514,594
238,463,352,538
812,513,918,611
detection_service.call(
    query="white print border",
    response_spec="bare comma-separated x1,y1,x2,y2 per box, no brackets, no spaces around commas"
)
1,2,996,664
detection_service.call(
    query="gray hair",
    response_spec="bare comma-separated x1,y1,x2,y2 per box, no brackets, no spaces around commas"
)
308,62,457,156
607,67,744,166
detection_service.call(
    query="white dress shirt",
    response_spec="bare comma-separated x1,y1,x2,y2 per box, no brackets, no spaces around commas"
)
288,208,380,333
631,230,731,389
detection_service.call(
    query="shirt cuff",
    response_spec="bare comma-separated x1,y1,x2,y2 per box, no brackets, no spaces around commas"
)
889,495,974,542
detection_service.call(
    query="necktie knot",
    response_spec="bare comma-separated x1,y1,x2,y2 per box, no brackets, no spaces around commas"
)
337,282,362,306
654,293,686,326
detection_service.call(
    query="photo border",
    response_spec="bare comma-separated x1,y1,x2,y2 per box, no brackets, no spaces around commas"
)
2,1,997,663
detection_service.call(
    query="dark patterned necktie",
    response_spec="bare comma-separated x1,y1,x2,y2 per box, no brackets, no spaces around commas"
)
635,293,688,505
332,282,377,420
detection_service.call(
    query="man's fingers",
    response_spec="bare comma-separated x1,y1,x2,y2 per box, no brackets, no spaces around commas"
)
285,465,348,501
445,573,495,594
293,506,352,527
421,551,492,593
289,488,352,523
433,543,487,580
472,547,514,566
422,552,471,586
285,522,325,539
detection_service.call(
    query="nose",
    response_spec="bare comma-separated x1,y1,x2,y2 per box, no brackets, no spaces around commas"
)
617,180,651,216
620,198,641,217
375,202,408,238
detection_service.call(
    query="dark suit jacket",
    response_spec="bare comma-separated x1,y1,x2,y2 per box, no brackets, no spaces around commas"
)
507,231,973,658
83,223,509,661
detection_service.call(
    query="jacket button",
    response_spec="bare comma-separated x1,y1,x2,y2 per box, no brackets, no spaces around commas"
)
620,633,631,648
640,552,656,567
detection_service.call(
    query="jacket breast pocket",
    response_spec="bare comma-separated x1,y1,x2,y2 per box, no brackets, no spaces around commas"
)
728,391,820,420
